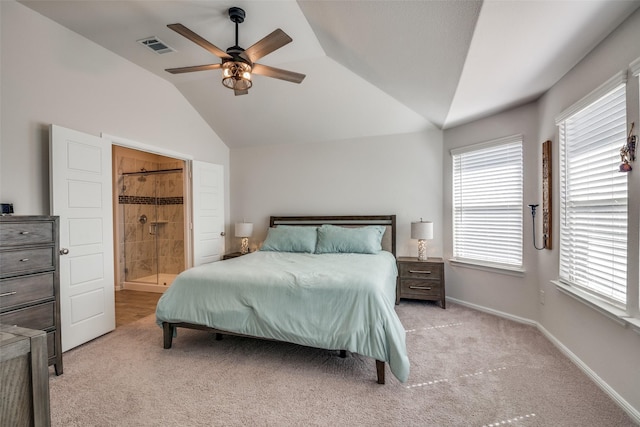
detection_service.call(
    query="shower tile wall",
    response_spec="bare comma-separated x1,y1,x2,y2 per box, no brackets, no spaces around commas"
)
115,148,184,285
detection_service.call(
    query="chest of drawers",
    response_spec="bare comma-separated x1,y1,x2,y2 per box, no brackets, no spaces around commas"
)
0,216,63,375
396,257,446,309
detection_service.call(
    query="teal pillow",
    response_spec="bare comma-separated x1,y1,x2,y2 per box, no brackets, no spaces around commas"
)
260,226,317,253
315,224,385,254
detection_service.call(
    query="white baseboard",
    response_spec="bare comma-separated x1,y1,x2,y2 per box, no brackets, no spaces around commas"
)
447,297,537,327
446,297,640,424
536,324,640,424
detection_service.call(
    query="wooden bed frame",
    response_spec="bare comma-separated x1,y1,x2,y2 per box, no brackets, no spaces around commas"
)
162,214,397,384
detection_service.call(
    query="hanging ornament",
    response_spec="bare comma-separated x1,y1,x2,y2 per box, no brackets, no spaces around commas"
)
619,122,636,172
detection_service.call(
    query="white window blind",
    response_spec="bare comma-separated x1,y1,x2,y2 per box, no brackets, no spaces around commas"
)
558,83,627,305
452,135,523,267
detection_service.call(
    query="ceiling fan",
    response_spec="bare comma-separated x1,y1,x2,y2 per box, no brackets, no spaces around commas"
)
165,6,305,96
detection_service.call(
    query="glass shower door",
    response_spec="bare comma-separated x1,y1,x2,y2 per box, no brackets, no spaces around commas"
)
121,172,159,285
120,167,185,289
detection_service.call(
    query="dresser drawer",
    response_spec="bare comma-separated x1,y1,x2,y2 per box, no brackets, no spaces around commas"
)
0,273,54,309
398,262,442,280
0,301,55,331
0,221,54,247
0,247,55,278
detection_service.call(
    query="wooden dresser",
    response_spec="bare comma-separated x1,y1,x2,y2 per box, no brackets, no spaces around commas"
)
0,325,51,426
396,257,446,309
0,215,63,375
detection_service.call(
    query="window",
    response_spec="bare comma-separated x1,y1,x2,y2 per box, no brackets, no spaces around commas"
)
557,80,627,306
452,135,523,269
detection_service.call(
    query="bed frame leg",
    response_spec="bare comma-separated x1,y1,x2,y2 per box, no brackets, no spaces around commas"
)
376,360,385,384
339,350,347,358
163,322,174,349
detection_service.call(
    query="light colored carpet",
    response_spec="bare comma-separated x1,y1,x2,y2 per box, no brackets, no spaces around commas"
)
49,301,636,426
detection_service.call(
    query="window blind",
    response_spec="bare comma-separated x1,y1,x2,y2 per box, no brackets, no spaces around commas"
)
559,83,627,305
452,136,523,267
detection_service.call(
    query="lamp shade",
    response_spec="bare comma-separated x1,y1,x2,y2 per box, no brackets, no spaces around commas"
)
235,222,253,238
411,221,433,240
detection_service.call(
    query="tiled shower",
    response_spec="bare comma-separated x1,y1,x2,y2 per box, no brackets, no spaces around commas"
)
114,146,186,292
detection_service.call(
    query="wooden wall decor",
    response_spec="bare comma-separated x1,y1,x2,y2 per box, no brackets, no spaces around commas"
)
542,140,552,249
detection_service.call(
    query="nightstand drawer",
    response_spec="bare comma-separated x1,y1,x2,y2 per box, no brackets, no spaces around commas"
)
0,301,55,331
0,247,55,278
400,279,443,298
0,273,55,309
398,262,442,280
0,222,54,247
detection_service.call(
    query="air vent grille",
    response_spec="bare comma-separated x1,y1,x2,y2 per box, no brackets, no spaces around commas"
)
138,37,175,54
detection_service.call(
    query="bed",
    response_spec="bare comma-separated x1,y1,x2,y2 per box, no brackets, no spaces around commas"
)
156,215,409,384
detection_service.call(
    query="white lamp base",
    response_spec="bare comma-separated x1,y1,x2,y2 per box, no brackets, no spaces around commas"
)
417,239,427,261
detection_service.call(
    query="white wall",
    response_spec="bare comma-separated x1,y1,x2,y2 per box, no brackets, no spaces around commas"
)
444,8,640,417
536,7,640,416
229,130,443,256
443,102,541,322
0,1,229,220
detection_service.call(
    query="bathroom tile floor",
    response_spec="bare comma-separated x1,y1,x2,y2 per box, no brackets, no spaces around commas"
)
115,289,162,327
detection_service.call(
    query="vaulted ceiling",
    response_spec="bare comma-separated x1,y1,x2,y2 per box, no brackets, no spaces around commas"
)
19,0,640,148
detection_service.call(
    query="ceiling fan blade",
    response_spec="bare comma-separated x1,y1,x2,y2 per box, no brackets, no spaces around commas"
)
167,23,231,59
234,89,249,96
244,29,292,63
252,63,305,84
165,63,222,74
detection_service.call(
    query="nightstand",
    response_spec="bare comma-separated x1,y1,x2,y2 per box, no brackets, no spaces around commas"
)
222,252,244,260
396,257,445,308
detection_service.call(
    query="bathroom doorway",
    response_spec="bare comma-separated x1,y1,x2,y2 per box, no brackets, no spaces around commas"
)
113,146,187,293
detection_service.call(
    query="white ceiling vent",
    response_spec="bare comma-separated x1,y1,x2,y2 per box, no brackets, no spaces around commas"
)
138,37,175,54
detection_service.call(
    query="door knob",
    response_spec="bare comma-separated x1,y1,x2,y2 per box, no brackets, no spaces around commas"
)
220,231,226,237
60,248,70,255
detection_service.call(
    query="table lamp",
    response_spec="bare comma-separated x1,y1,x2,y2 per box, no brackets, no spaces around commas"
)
235,222,253,254
411,219,433,261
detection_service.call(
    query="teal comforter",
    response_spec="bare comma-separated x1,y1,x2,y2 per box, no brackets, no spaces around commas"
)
155,251,409,382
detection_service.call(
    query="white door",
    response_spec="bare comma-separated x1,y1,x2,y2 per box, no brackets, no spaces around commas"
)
50,125,115,352
192,161,225,265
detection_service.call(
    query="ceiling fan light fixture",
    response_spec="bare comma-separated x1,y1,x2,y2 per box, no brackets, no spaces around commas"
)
166,6,305,94
221,61,252,91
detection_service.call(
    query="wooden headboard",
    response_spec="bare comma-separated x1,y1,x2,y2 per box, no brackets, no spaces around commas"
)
269,215,396,256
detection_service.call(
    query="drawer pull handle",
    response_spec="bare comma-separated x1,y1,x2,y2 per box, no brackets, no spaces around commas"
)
409,270,431,274
0,291,17,297
19,258,30,262
19,231,30,235
410,286,432,290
